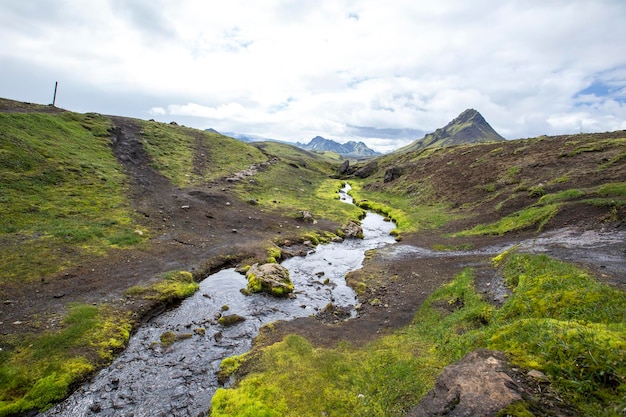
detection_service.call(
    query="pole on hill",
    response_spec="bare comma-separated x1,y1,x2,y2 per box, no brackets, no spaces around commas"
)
52,81,58,106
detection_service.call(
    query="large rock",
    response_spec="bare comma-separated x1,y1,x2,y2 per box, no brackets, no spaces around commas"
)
342,220,364,239
354,161,378,178
338,160,350,174
384,166,403,183
406,349,522,417
246,263,294,297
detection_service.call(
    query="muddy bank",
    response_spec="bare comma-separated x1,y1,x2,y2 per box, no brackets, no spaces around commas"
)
42,211,396,416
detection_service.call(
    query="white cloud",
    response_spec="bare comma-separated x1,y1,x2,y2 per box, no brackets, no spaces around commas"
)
1,0,626,150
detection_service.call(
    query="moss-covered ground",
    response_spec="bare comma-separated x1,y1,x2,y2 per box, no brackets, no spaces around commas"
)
212,252,625,416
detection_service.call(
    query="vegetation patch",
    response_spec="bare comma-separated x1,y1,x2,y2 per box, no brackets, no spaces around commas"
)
212,253,625,416
235,149,363,224
137,122,267,186
454,204,559,236
125,270,199,303
0,112,145,282
0,304,132,415
349,181,452,236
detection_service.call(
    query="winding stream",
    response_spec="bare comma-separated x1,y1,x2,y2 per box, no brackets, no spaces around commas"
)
42,186,396,417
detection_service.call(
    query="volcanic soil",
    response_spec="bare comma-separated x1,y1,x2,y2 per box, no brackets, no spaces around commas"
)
1,103,624,415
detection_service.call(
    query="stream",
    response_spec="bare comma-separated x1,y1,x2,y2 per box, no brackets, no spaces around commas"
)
42,186,396,417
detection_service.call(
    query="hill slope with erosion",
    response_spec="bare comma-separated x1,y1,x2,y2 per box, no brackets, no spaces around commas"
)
213,131,626,417
0,98,361,415
353,130,626,237
1,97,625,416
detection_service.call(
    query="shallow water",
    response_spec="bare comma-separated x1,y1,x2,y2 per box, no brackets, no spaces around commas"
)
42,189,396,417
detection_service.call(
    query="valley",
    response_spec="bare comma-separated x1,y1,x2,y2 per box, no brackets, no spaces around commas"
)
0,98,625,416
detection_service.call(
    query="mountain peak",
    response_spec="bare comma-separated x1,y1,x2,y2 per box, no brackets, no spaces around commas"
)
301,136,380,156
397,109,505,153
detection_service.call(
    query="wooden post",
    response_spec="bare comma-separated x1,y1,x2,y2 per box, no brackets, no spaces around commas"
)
52,81,58,106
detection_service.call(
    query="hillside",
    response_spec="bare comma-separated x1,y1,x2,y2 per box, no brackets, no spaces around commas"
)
397,108,505,153
1,97,625,416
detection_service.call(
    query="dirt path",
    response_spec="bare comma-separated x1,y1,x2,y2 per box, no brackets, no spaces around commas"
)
0,117,336,336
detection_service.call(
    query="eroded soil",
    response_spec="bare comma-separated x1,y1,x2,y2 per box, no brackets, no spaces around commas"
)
1,103,624,415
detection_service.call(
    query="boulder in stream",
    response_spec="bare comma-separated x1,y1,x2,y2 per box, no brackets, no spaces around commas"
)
342,220,364,239
246,263,294,297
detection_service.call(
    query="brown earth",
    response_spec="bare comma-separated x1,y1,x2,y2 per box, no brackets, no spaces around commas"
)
1,102,625,415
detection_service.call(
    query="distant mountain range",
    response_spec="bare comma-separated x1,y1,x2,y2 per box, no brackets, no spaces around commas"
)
297,136,380,157
217,109,502,156
217,131,380,157
397,109,505,153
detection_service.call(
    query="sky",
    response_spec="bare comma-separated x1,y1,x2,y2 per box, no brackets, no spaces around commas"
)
1,1,625,153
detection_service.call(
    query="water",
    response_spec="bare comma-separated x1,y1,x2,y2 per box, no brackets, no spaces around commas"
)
42,186,396,417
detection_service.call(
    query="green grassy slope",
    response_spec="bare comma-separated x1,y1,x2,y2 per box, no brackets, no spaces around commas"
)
350,131,626,238
212,253,626,416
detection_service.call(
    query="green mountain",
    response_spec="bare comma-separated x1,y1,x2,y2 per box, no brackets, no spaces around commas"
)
397,109,505,153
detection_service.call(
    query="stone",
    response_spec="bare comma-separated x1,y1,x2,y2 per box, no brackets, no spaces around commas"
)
354,161,378,178
405,349,522,417
246,263,294,297
217,314,246,327
299,210,315,223
342,220,364,239
384,166,403,183
338,160,350,174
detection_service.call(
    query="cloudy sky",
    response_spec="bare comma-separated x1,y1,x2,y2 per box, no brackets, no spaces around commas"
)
1,1,625,152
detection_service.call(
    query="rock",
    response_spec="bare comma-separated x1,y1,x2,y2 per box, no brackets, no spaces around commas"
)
246,263,294,297
527,369,548,380
338,160,350,174
217,314,246,327
354,161,377,178
405,349,522,417
384,166,403,183
342,220,364,239
299,210,316,223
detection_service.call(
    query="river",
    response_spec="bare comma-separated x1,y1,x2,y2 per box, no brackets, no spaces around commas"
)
42,186,396,417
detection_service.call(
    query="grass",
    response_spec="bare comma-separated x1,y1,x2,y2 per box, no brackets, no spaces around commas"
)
0,304,133,415
348,181,452,236
124,270,199,303
1,269,197,415
0,112,144,282
456,181,626,237
212,252,626,416
234,144,363,225
138,122,267,186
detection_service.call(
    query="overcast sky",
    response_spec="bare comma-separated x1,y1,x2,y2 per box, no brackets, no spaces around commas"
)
1,1,625,152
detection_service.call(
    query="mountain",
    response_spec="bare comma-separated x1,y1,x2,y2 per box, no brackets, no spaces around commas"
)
397,109,505,153
299,136,380,156
217,131,283,143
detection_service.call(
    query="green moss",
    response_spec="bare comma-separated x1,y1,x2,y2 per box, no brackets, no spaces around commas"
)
218,353,249,383
455,204,559,236
538,189,585,204
597,182,626,197
246,272,263,293
0,304,133,415
266,246,282,263
495,401,535,417
140,270,199,303
160,331,177,347
349,181,452,235
213,253,625,416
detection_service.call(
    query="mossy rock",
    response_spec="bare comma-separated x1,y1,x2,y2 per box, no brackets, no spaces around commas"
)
218,314,246,327
245,263,294,297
